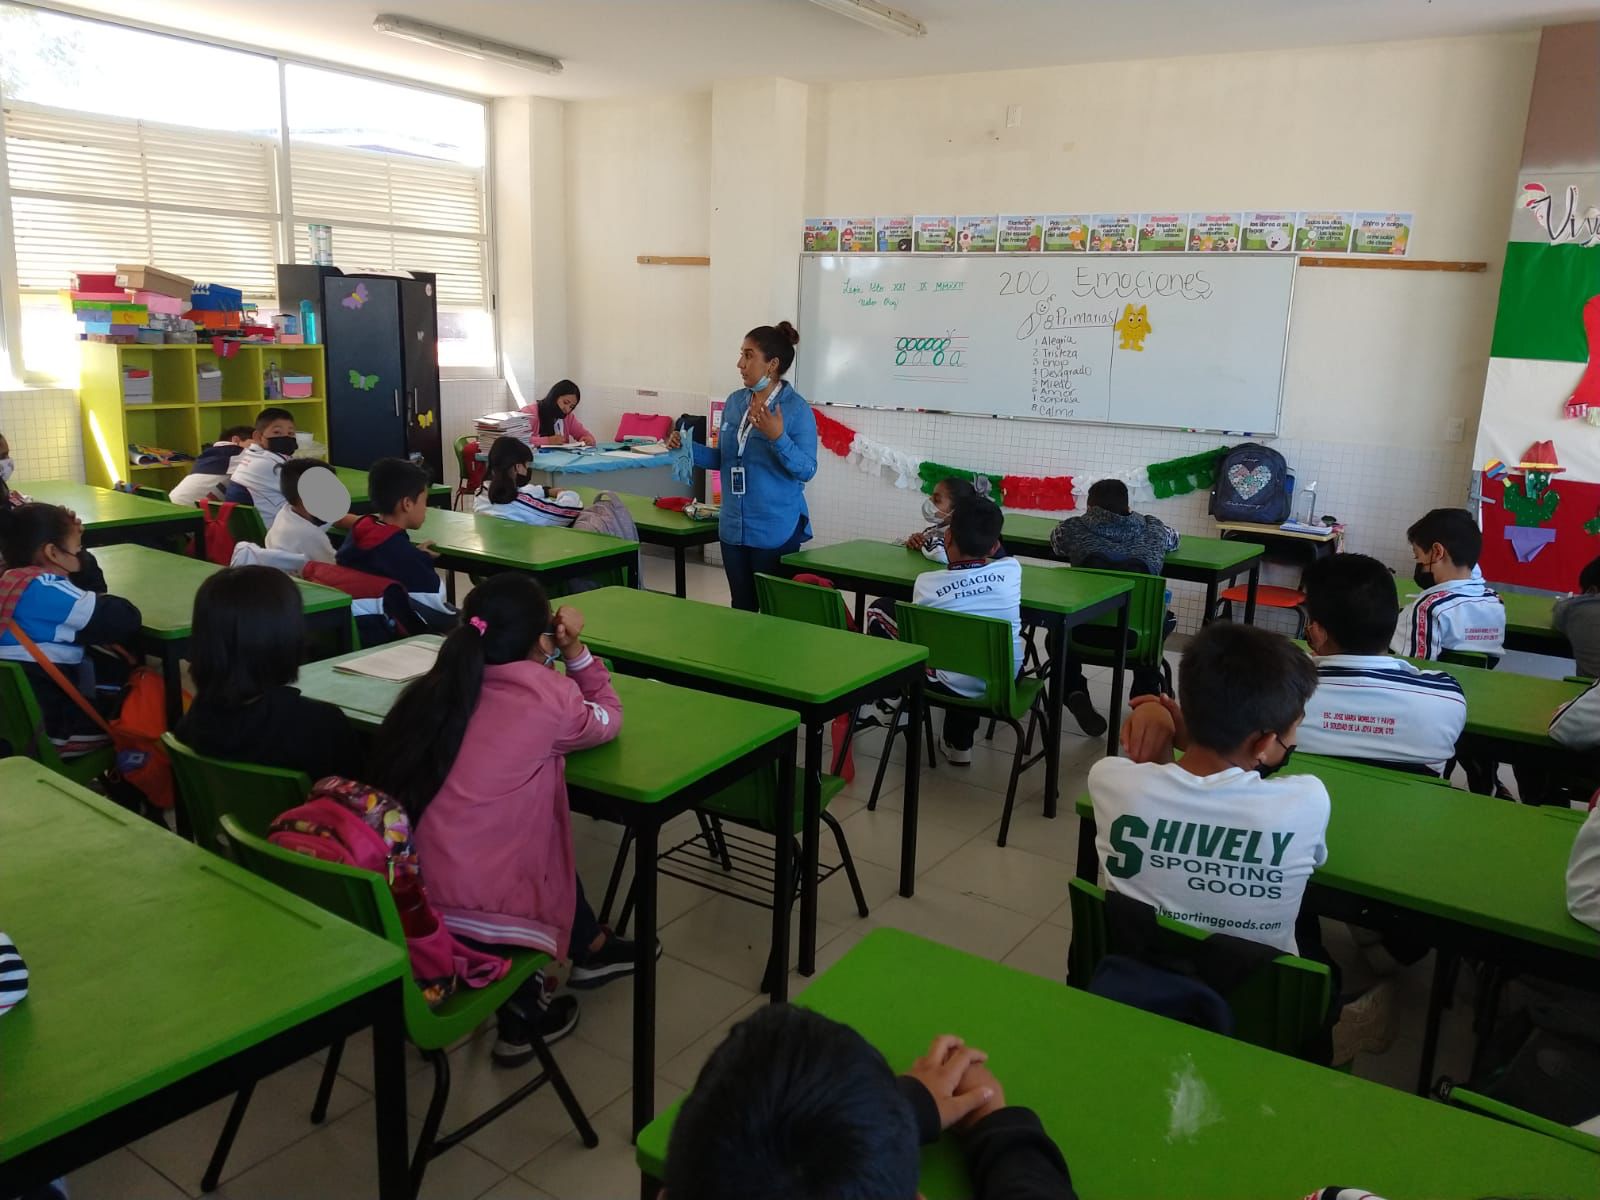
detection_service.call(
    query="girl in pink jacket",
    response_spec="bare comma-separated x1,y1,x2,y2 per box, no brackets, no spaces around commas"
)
369,572,630,1064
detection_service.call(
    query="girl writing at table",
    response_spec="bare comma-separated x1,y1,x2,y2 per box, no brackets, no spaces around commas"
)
522,379,598,447
367,573,641,1063
0,502,141,759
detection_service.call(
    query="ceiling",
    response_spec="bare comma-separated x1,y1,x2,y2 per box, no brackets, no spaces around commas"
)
37,0,1600,99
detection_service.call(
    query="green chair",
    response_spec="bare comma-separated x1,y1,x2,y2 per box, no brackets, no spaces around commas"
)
1067,878,1331,1059
0,661,115,786
227,503,269,544
1065,563,1174,694
1441,649,1495,670
878,602,1047,847
132,484,170,502
1439,1080,1600,1153
162,732,311,858
216,815,597,1197
452,435,485,510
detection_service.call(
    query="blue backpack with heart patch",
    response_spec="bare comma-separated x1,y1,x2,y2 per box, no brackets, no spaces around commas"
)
1209,443,1291,523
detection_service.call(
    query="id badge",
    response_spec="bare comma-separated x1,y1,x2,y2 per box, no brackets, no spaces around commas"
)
730,466,747,496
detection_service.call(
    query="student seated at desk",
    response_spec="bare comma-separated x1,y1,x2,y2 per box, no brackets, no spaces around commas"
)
0,503,141,757
367,574,640,1062
475,438,583,526
1555,554,1600,680
1297,553,1465,775
168,425,252,507
1393,507,1505,660
1568,800,1600,933
866,496,1022,766
902,475,985,565
522,379,598,447
175,565,362,780
666,1003,1075,1200
223,407,300,526
337,457,452,625
265,459,340,565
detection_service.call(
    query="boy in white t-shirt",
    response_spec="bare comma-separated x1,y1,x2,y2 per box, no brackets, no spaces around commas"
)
1298,553,1466,774
224,407,298,526
1091,622,1327,956
1392,507,1505,660
265,458,340,565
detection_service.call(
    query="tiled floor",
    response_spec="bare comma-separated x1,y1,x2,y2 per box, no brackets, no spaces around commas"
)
71,549,1490,1200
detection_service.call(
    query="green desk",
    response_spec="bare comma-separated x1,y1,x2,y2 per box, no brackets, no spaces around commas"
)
781,539,1134,807
1418,654,1586,750
24,479,204,556
1396,577,1567,658
294,638,801,1138
408,506,641,593
573,585,929,981
634,929,1600,1200
1074,755,1600,1093
331,465,451,511
1003,514,1265,624
571,485,718,598
94,543,353,727
0,759,411,1198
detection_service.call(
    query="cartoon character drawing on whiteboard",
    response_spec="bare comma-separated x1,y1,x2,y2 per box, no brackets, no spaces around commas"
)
1114,303,1152,351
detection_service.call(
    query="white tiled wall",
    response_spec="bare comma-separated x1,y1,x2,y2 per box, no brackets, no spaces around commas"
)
0,387,83,483
439,376,509,489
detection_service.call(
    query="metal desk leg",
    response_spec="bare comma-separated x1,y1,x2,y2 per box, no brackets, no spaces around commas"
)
445,569,457,606
1202,578,1219,624
1043,616,1065,816
674,548,687,598
768,737,795,1002
1107,596,1129,757
799,722,823,976
1416,950,1459,1096
630,819,660,1139
1243,562,1261,625
371,978,410,1200
899,675,923,897
854,590,867,631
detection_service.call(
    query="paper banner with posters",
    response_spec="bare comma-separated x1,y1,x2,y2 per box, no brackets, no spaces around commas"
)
1240,211,1295,253
1188,213,1241,253
998,215,1044,252
839,217,875,253
803,218,840,252
1043,214,1089,253
1136,214,1188,252
876,215,913,252
1294,211,1354,252
1090,214,1137,253
913,215,954,252
954,215,998,252
1350,212,1413,256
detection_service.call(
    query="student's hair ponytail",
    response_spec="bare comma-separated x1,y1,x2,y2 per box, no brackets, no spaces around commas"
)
367,573,551,823
0,503,73,570
485,437,534,505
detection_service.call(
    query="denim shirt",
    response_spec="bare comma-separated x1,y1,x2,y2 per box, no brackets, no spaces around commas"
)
692,381,818,549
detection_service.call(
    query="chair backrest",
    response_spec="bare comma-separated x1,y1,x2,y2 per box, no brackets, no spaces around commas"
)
1441,648,1494,670
228,503,269,544
755,573,850,630
0,661,65,771
162,732,311,858
1067,878,1330,1057
1067,564,1168,668
895,602,1015,711
133,485,170,502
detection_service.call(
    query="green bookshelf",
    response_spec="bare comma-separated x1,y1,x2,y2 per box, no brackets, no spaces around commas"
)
79,342,327,489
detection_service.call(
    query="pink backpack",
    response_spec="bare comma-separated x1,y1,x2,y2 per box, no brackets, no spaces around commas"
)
270,778,510,1005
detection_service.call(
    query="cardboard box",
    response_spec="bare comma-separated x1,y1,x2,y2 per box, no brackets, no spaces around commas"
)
281,375,314,399
114,264,194,300
73,272,119,292
134,290,186,316
189,283,243,311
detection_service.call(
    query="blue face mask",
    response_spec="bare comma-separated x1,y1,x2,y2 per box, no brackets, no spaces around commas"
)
749,375,769,394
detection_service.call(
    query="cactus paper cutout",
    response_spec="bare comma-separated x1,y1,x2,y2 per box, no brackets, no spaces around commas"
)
1503,473,1560,527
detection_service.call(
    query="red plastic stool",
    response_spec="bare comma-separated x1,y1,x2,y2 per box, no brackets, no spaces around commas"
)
1214,584,1307,636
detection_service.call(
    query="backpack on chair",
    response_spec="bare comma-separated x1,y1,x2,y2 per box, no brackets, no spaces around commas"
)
1210,443,1292,524
199,497,239,565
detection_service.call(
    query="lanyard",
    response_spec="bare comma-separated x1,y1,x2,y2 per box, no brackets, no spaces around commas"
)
737,383,781,461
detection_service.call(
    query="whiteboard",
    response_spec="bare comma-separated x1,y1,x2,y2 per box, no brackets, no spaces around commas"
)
796,253,1295,435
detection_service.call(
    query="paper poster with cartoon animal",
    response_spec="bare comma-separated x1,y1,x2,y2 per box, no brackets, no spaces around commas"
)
1090,214,1137,253
803,218,840,253
913,216,955,253
954,215,998,253
1294,211,1354,252
839,217,875,253
1114,303,1153,351
1187,213,1241,253
1042,214,1090,253
1350,211,1413,256
1240,212,1296,253
1136,214,1188,252
998,215,1044,253
876,215,913,253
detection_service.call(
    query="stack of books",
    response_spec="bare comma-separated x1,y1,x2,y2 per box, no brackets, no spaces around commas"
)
474,411,532,455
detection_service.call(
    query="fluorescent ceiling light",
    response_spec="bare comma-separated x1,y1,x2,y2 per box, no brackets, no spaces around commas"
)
372,15,564,75
806,0,926,38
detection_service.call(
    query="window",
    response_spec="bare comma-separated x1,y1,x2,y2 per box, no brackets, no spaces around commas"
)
0,4,494,382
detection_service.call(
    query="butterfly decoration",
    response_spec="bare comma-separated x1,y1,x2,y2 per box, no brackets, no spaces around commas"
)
341,283,369,310
349,370,379,391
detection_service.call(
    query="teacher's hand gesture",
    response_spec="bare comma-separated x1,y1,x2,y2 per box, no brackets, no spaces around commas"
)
749,392,784,440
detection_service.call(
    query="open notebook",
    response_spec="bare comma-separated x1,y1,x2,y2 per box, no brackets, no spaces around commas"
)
332,639,441,682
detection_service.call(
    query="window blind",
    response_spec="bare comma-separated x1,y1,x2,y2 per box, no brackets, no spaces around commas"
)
3,103,280,298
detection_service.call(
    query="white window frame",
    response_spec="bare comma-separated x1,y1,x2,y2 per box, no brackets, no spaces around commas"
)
0,2,500,384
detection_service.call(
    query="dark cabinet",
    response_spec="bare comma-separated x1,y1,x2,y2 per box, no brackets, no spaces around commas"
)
278,266,443,482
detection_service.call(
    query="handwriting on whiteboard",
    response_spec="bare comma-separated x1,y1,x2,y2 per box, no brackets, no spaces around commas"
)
1071,266,1213,301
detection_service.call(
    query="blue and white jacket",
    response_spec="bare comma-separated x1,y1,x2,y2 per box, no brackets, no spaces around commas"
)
0,556,141,665
1296,652,1467,771
691,381,817,549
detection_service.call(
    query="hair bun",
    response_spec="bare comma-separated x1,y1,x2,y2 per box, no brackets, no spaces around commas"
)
972,476,993,498
776,320,799,346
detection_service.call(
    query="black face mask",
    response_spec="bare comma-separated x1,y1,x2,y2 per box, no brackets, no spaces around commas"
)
267,435,298,456
1255,734,1295,780
1412,563,1435,589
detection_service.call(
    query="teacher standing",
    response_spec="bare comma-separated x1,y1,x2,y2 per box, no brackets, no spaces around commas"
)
669,321,817,611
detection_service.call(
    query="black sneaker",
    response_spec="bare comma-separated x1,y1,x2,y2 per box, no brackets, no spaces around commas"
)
567,930,661,990
491,994,579,1067
1066,691,1108,738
